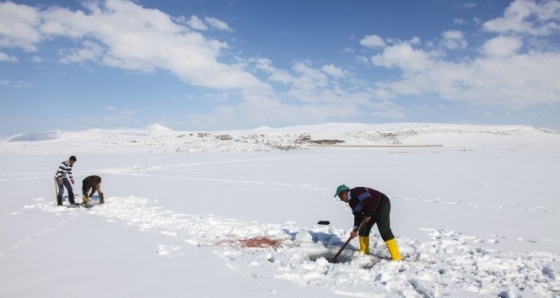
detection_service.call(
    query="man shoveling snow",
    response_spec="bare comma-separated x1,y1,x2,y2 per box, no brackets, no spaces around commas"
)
334,184,403,261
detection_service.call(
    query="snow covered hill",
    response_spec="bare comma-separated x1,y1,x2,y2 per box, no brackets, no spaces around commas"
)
2,123,558,154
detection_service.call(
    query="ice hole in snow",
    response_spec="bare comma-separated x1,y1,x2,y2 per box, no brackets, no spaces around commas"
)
308,250,354,263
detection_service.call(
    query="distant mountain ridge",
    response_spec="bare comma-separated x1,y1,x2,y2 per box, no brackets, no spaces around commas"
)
1,123,558,155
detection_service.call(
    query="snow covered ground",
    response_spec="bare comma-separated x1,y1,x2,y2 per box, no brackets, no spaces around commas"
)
1,123,559,297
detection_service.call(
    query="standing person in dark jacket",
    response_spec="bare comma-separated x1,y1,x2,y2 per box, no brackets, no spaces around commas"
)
334,184,402,261
55,156,77,206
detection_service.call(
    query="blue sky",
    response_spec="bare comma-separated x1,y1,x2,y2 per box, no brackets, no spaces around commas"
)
1,0,559,136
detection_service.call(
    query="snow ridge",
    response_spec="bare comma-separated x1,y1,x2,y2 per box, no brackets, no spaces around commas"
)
2,123,558,154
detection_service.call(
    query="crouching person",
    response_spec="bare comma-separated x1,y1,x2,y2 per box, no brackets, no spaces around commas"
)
82,175,104,205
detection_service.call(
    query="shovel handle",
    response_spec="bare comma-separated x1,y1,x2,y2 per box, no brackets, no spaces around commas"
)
332,218,367,262
332,236,353,262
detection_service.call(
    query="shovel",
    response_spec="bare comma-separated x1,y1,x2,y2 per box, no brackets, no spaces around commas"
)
332,219,367,263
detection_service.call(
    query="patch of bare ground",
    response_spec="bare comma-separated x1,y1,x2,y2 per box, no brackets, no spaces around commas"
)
213,236,286,250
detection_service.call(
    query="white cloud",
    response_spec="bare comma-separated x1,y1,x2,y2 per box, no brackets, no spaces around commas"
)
204,17,234,32
0,79,31,88
1,0,558,128
460,3,476,9
253,59,393,116
30,55,42,62
0,1,41,52
59,40,105,63
371,42,433,73
359,34,386,48
180,15,234,33
286,62,330,103
483,0,560,36
482,36,522,57
0,51,18,62
355,56,369,65
364,0,560,109
372,39,560,108
187,15,208,31
254,58,294,84
440,30,468,49
321,64,349,78
181,85,406,130
408,37,422,46
2,0,269,99
453,18,466,25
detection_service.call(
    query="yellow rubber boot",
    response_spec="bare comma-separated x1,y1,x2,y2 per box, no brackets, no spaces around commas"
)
358,236,370,255
385,238,403,261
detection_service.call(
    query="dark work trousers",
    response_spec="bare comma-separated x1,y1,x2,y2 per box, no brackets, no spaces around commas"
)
57,177,75,204
358,195,395,241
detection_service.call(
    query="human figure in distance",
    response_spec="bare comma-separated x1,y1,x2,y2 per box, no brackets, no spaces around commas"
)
55,156,77,206
82,175,104,205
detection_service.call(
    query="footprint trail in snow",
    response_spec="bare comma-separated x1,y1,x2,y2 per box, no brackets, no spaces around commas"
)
33,196,560,298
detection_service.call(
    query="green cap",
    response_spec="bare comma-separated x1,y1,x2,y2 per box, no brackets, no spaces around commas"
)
334,184,350,197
